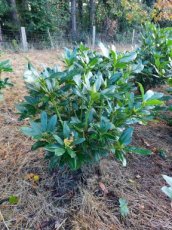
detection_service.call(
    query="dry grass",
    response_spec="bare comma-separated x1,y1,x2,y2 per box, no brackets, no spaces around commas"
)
0,48,172,230
71,189,122,230
0,50,66,230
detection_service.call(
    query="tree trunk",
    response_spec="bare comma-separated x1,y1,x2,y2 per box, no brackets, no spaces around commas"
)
0,25,3,48
78,0,83,29
89,0,96,28
7,0,20,27
71,0,77,41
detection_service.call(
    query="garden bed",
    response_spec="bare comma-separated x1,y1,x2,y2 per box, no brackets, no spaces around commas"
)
0,49,172,230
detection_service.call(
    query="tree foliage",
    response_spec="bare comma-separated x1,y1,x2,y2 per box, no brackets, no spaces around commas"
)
152,0,172,25
0,0,171,40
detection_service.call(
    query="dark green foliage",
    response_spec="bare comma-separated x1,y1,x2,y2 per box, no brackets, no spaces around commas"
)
0,77,13,90
0,0,8,17
135,23,172,89
0,60,13,74
0,60,13,99
0,0,70,36
18,44,164,170
19,0,70,33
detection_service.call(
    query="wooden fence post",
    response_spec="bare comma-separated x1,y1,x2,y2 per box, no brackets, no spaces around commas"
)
21,27,28,51
132,29,135,46
47,28,54,49
92,26,96,49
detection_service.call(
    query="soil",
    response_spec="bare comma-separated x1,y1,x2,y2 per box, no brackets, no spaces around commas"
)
0,49,172,230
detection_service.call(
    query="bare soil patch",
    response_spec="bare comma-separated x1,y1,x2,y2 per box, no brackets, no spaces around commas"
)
0,49,172,230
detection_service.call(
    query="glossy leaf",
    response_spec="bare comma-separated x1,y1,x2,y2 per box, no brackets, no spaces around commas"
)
41,111,48,132
47,115,57,132
162,175,172,187
126,146,152,155
119,127,134,146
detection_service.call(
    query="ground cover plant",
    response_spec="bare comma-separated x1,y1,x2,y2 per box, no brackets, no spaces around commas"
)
17,44,164,170
0,59,13,99
135,22,172,89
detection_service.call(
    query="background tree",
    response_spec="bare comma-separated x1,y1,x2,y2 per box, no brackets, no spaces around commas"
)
89,0,96,27
78,0,83,29
0,0,171,43
152,0,172,26
71,0,77,40
6,0,20,27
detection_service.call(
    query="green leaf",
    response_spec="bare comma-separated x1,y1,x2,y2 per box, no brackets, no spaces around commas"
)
115,150,127,167
132,62,144,73
53,135,64,145
21,125,41,137
167,78,172,86
21,127,34,137
162,175,172,187
126,146,152,155
119,52,137,63
68,154,84,170
144,99,164,106
99,42,109,57
94,76,102,91
89,58,99,67
55,147,65,156
119,127,134,146
9,195,19,205
137,82,144,99
108,72,122,85
41,111,48,132
63,121,70,138
119,198,129,217
167,40,172,46
67,147,76,158
47,115,57,132
161,186,172,200
74,138,85,145
144,90,163,101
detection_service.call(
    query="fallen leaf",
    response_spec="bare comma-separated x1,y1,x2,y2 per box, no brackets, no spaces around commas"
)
141,138,150,147
33,175,40,183
136,175,141,179
25,173,40,183
25,173,34,180
128,179,135,183
140,204,145,209
99,182,108,195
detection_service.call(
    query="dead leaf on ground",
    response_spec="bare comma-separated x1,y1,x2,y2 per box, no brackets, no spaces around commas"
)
99,182,108,195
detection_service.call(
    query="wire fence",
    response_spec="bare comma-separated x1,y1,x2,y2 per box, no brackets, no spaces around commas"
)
0,27,141,52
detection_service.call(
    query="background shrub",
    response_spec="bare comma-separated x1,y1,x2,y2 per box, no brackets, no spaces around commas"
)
135,23,172,89
0,60,13,99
